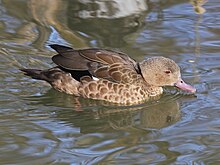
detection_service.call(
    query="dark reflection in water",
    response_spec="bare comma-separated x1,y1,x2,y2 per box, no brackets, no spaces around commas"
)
0,0,156,49
67,0,147,47
16,89,182,164
24,89,181,132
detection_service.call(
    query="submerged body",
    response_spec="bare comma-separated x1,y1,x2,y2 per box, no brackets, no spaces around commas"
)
21,45,196,105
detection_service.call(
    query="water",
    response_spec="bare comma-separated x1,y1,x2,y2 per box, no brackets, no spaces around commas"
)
0,0,220,164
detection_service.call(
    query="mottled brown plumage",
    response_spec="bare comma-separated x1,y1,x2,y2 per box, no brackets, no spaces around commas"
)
20,44,196,105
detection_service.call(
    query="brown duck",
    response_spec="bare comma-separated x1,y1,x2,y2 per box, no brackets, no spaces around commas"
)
21,45,196,105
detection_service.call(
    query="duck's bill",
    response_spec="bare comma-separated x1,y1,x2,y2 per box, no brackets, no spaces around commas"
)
175,79,196,93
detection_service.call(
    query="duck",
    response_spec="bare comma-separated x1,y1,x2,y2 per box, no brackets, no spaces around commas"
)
21,44,196,105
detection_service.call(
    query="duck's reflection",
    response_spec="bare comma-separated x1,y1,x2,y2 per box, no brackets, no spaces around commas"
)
139,100,180,129
29,89,180,132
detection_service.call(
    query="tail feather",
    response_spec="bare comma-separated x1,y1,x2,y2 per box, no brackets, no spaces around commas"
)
20,68,42,80
20,68,81,95
20,68,48,81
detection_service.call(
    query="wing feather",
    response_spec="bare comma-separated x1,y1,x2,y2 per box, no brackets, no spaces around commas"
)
50,44,140,84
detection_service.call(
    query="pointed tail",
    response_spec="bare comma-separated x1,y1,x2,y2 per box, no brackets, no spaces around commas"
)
20,68,49,81
20,68,81,95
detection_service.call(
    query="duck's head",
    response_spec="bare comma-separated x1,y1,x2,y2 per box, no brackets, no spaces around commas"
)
139,56,196,93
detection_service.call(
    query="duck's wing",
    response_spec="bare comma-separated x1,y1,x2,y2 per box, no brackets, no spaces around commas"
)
50,44,141,83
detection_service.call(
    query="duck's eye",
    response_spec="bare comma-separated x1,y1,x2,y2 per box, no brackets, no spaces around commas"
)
165,70,171,74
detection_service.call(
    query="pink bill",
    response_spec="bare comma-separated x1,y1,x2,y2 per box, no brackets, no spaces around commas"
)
175,79,196,93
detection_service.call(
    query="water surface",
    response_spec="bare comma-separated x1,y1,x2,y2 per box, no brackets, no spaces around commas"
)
0,0,220,164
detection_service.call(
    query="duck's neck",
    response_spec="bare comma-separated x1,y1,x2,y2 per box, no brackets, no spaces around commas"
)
141,81,163,97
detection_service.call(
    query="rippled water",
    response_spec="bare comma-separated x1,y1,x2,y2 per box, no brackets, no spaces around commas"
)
0,0,220,164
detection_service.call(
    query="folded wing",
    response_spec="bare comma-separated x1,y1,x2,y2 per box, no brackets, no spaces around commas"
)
50,44,140,84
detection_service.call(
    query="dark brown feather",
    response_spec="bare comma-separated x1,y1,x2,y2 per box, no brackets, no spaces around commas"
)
50,44,73,53
49,44,140,84
52,54,91,70
78,49,136,65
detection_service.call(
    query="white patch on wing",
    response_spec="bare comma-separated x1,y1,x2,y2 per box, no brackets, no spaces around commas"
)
92,76,99,81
